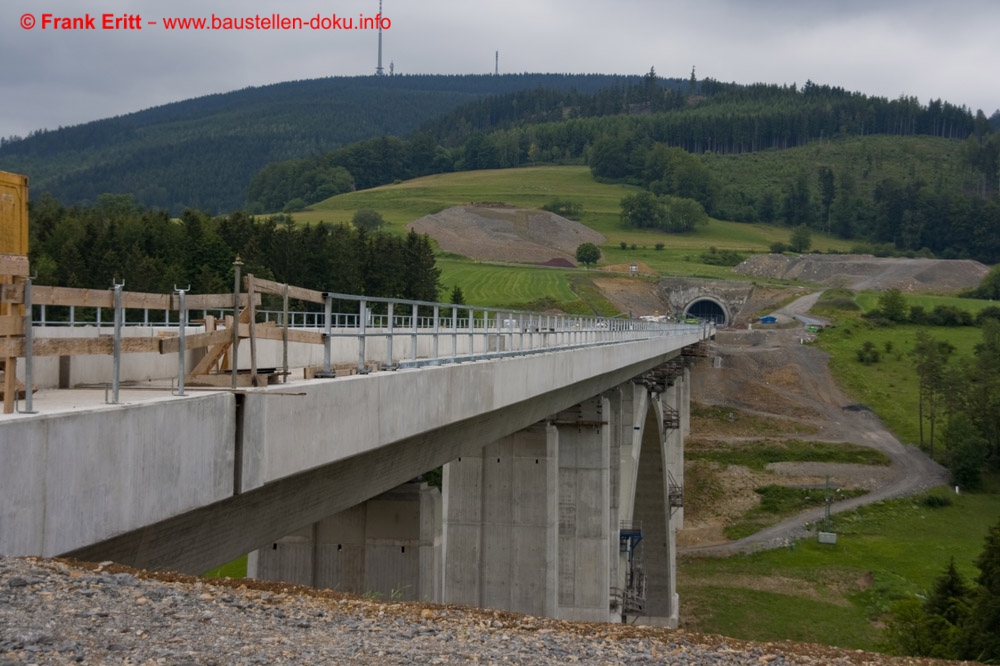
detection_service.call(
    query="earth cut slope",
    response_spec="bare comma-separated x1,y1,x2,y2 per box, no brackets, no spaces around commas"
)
734,253,988,292
407,205,606,264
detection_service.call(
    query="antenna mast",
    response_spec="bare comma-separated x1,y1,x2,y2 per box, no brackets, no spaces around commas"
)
375,0,384,76
495,51,499,76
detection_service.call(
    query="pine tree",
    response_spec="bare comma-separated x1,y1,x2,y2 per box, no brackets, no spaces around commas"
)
962,519,1000,662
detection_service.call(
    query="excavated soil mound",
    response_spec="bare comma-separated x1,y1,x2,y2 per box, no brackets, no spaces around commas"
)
734,253,988,293
407,205,606,264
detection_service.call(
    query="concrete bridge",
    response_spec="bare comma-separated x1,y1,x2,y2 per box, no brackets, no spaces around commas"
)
1,295,710,625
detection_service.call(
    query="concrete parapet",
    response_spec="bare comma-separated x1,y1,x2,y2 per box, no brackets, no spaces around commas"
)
0,392,235,558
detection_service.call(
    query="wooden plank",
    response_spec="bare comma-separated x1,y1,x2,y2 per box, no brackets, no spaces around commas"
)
0,283,24,304
121,291,173,310
0,254,29,277
185,293,260,310
24,287,258,311
189,305,253,376
0,314,24,336
31,286,114,308
254,326,324,346
0,336,161,357
185,373,255,388
251,277,325,304
2,360,14,413
159,328,233,355
158,323,269,354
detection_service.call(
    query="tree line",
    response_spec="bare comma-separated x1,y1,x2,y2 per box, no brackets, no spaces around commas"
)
26,193,441,309
2,73,655,215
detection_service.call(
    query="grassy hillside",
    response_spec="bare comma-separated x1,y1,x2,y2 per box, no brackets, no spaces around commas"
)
0,74,644,214
298,166,853,307
681,490,1000,651
816,291,995,447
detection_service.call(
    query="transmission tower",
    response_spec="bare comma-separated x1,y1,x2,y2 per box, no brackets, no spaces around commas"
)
375,0,384,76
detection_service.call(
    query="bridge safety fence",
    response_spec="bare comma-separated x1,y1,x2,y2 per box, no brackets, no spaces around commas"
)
6,279,713,414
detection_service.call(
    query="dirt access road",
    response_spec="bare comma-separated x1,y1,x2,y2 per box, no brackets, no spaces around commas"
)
681,292,948,556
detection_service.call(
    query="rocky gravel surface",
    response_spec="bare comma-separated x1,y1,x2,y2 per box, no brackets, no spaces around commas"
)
1,557,972,666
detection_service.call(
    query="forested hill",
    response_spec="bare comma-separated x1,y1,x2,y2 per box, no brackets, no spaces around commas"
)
0,73,658,214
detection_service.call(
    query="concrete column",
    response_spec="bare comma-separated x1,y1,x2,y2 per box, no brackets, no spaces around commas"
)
441,423,558,617
605,387,623,621
419,484,442,602
554,395,612,622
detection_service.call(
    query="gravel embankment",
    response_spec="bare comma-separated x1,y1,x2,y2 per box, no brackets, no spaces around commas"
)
1,556,973,666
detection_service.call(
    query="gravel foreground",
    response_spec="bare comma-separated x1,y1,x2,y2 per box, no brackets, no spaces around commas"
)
1,557,976,666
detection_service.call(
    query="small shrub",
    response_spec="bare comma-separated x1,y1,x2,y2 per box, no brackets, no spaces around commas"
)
920,494,953,508
619,241,627,250
655,243,665,251
856,340,881,364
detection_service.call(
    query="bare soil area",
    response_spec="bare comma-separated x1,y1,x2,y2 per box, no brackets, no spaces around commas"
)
734,254,988,293
589,276,667,316
407,205,605,264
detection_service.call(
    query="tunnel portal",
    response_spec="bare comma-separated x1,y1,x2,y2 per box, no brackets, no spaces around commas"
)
684,298,729,326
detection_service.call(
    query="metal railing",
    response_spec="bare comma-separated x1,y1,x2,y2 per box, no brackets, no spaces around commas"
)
13,288,714,414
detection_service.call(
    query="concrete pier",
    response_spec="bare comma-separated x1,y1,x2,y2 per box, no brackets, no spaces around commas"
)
251,364,691,625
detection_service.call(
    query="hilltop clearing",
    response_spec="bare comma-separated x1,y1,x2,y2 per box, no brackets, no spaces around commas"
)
407,205,606,264
734,254,988,293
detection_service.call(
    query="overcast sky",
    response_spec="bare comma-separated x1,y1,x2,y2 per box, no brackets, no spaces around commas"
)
2,0,998,139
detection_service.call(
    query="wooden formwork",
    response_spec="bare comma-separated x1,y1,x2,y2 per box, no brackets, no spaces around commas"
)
1,171,29,413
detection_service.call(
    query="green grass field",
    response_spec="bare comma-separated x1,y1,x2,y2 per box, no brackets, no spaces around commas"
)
289,166,854,308
680,490,1000,651
815,291,993,447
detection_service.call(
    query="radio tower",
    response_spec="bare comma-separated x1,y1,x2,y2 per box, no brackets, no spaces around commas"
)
495,51,499,76
375,0,384,76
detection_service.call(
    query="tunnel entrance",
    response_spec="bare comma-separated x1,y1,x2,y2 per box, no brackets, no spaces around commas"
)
684,299,728,326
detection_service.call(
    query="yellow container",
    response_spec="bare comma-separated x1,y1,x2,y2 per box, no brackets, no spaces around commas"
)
0,171,29,256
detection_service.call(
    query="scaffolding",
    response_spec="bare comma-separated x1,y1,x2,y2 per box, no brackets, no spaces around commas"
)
612,521,647,616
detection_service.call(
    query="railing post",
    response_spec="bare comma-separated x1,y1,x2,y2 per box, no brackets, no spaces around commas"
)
282,283,289,383
358,298,368,374
21,277,37,414
451,304,458,361
231,255,243,389
411,303,419,363
386,301,395,368
467,307,475,357
432,305,440,365
321,293,333,377
109,281,124,404
174,285,190,396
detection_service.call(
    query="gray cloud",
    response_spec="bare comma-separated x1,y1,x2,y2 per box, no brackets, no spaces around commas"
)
1,0,997,139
